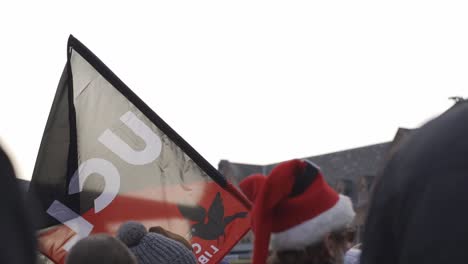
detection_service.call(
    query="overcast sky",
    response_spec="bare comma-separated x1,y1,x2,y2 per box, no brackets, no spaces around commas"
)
0,1,465,180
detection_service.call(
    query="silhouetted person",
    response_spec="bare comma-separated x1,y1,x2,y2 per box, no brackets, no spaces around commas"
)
361,100,468,264
0,144,36,264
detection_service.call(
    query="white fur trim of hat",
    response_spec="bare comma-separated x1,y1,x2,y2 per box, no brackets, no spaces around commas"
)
271,195,355,250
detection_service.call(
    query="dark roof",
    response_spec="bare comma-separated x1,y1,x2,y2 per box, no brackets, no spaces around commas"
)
218,128,414,203
219,142,391,184
299,142,390,183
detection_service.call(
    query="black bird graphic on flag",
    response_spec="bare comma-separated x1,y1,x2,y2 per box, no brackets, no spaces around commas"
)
178,192,248,241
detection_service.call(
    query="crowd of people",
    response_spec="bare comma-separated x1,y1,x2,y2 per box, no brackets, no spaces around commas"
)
2,99,468,263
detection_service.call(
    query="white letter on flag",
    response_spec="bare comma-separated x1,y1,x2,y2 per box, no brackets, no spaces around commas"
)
46,201,94,252
98,111,162,165
68,158,121,213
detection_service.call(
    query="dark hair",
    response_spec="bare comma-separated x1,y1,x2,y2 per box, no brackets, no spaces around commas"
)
66,234,137,264
268,228,355,264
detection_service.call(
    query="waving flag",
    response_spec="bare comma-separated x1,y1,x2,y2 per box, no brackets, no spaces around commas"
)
29,35,251,264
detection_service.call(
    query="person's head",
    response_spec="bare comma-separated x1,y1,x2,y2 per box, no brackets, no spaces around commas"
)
0,144,36,264
148,225,192,251
117,221,197,264
268,227,356,264
240,159,356,264
66,234,137,264
361,101,468,264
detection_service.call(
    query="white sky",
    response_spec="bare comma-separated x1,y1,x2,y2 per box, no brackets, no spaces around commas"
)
0,1,466,180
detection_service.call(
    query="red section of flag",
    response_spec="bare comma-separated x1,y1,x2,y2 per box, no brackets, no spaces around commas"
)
38,182,250,264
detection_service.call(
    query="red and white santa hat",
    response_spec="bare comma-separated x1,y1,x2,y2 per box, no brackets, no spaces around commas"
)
239,159,355,264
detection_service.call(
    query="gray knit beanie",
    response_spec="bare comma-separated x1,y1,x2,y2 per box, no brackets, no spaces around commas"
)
117,221,197,264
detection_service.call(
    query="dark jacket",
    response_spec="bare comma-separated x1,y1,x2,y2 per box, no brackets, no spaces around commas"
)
361,101,468,264
0,145,36,264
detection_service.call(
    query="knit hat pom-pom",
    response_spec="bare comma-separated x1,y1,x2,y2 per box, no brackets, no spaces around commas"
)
117,221,148,247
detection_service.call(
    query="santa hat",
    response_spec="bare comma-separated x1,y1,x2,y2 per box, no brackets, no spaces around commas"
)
239,159,355,264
